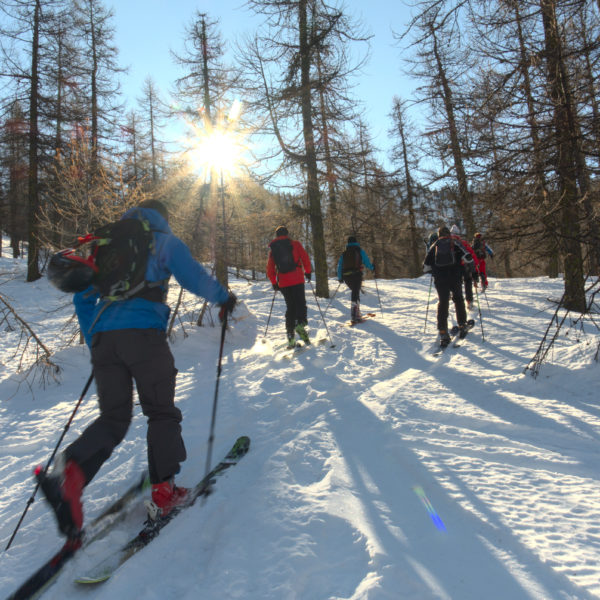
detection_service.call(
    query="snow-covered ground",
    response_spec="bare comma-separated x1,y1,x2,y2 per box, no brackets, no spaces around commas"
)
1,239,600,600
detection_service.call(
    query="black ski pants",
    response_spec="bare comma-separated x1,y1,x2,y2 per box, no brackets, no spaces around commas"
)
280,283,308,337
461,266,474,303
343,271,363,303
434,273,467,332
66,329,186,485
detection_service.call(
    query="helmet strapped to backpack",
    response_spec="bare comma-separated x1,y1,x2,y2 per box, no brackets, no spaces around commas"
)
48,217,166,302
47,249,98,293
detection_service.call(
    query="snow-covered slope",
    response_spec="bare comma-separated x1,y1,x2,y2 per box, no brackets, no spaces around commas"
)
1,244,599,600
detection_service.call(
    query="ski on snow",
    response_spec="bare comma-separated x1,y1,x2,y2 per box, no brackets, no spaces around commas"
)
7,471,150,600
346,312,377,327
74,435,250,585
453,319,475,347
432,325,459,356
432,319,475,356
280,336,331,359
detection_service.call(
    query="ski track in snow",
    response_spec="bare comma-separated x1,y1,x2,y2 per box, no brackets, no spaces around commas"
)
1,238,600,600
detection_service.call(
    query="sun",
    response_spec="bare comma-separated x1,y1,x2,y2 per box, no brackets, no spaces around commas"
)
183,101,248,181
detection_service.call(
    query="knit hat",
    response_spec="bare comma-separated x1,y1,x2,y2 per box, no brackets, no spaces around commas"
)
347,236,357,244
139,199,169,222
438,226,451,237
275,226,288,237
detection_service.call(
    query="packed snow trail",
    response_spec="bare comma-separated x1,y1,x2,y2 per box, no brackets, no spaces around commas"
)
1,254,599,599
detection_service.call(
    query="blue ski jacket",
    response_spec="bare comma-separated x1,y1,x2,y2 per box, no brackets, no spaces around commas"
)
74,207,229,347
337,242,375,281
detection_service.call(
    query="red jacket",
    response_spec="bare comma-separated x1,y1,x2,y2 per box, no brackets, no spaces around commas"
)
267,235,311,288
451,235,480,272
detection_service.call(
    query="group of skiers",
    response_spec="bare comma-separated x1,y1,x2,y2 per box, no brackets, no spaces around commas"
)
267,228,376,347
424,224,493,347
267,223,493,350
41,201,492,544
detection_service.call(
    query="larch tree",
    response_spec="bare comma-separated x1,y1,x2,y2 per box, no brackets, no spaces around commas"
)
172,11,233,287
389,97,423,278
242,0,368,296
539,0,586,311
137,77,168,189
73,0,124,175
400,1,477,238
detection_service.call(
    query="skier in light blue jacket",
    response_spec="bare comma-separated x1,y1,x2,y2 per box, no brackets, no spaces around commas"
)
337,236,375,323
41,199,236,538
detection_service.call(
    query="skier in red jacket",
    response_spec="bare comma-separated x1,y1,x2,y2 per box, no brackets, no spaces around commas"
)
267,226,312,348
450,224,480,311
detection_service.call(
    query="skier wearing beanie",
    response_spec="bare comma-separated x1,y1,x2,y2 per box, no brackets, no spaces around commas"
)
41,199,237,538
423,225,475,347
337,235,375,324
267,226,312,348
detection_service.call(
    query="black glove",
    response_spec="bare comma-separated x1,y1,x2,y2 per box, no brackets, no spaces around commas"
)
272,283,279,291
473,271,479,283
338,279,343,283
218,292,237,322
305,272,311,282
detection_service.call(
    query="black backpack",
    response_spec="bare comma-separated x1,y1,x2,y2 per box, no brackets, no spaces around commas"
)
79,218,164,302
434,237,456,267
342,246,362,273
269,238,297,273
472,237,486,260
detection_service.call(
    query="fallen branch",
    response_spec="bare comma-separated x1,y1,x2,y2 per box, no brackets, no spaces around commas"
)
0,291,61,386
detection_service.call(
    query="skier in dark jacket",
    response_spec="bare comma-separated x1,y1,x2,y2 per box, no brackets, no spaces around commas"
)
267,226,312,348
336,236,375,323
424,225,475,346
450,224,479,311
42,199,237,537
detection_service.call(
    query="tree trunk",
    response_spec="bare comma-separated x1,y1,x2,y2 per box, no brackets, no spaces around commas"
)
89,1,99,173
511,0,560,276
540,0,585,311
26,0,41,282
430,26,475,238
316,55,338,247
576,9,600,275
299,0,328,298
394,103,421,277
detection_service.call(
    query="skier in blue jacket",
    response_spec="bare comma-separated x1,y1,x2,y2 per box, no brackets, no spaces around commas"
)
41,199,236,538
337,236,375,323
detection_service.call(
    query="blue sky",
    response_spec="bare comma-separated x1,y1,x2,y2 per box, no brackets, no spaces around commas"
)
110,0,417,167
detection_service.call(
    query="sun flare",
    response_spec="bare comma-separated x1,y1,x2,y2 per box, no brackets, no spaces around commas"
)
183,101,248,181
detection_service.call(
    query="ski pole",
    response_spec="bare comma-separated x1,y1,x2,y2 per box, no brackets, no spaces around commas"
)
308,279,335,348
263,288,277,340
373,274,383,318
483,287,491,311
202,313,228,499
424,275,433,334
5,370,94,551
475,285,485,342
324,282,341,317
